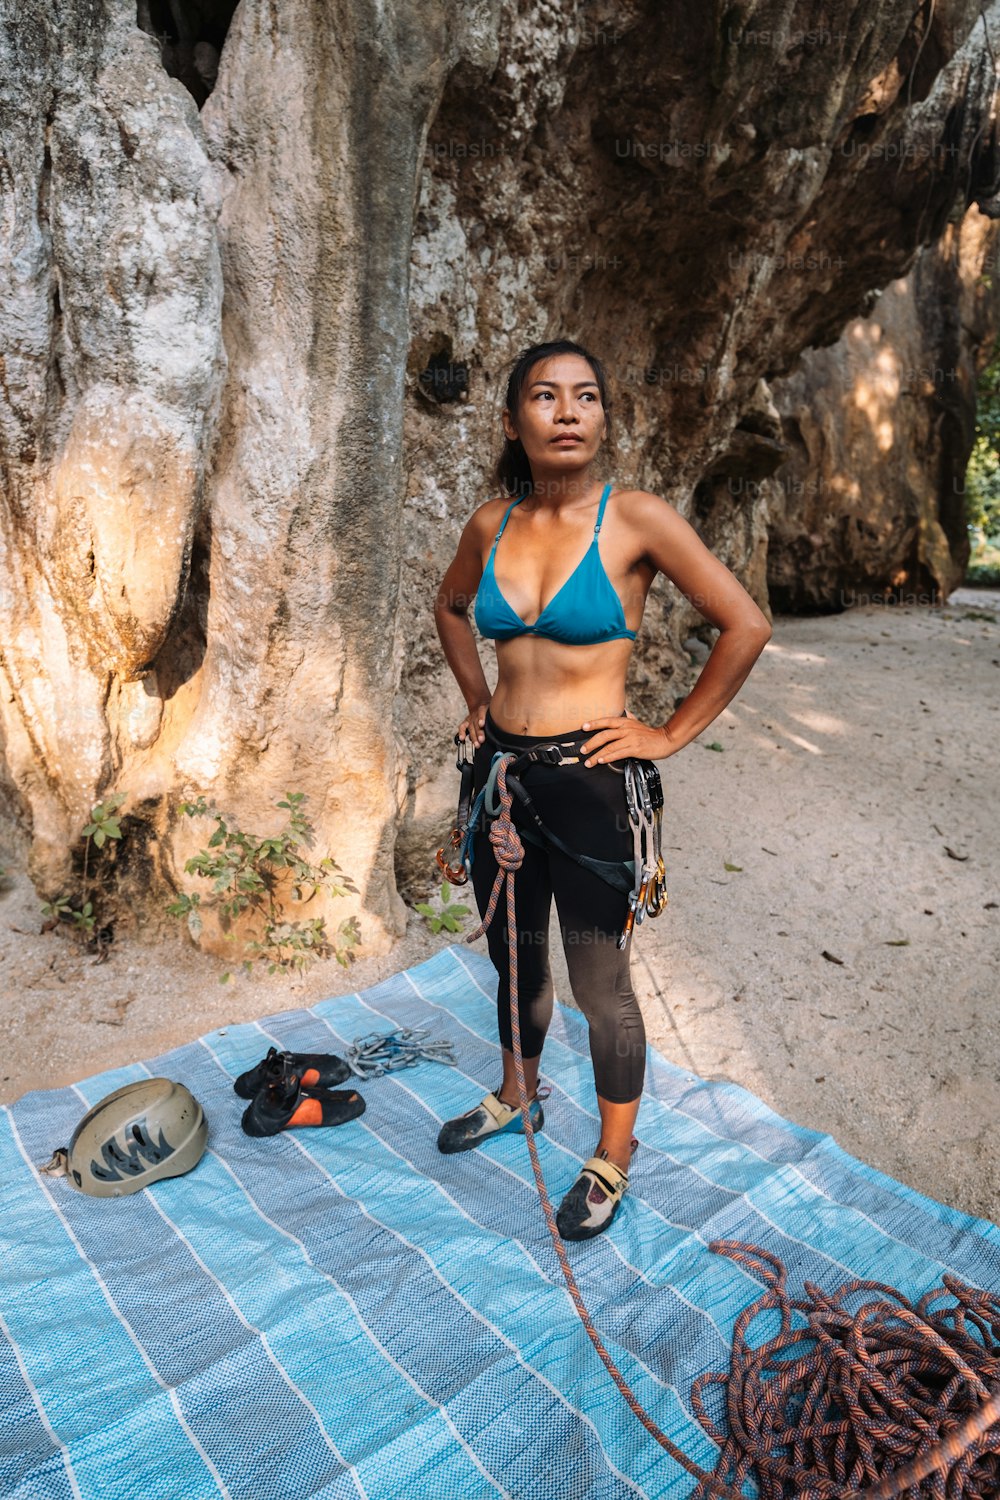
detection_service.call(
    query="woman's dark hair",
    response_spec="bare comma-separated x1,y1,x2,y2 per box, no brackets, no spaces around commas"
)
492,339,615,499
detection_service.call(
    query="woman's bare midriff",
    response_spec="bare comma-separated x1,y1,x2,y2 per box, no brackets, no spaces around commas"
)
487,635,635,734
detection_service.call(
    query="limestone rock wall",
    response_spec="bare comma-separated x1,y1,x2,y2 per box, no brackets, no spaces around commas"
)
0,0,501,948
0,4,224,892
0,0,998,949
766,208,1000,611
398,0,1000,894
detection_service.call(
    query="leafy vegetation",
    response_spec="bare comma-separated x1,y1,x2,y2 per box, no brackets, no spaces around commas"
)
167,791,360,982
40,792,125,953
413,878,473,934
965,336,1000,585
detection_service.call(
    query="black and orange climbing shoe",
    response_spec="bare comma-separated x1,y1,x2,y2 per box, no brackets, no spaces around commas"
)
240,1064,365,1138
437,1085,550,1155
555,1137,638,1241
233,1045,352,1100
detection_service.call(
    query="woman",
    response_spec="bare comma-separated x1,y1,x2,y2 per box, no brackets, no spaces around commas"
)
432,338,771,1240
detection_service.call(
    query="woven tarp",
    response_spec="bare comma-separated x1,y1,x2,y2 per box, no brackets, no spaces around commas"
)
2,943,997,1500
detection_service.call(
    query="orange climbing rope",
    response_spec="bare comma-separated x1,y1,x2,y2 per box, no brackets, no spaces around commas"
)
691,1242,1000,1499
463,751,1000,1498
464,752,747,1500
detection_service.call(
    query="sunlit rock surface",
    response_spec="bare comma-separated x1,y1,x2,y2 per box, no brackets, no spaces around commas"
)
0,0,998,937
767,209,1000,610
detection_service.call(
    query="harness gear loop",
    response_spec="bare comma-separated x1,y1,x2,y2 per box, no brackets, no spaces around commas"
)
436,733,477,884
620,759,668,948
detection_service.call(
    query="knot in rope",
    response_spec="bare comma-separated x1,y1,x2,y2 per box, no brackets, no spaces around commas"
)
487,811,524,872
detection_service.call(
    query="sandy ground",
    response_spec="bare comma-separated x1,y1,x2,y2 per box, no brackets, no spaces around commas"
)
2,589,998,1225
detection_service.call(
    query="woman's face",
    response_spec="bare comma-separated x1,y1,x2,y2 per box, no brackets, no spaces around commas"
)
502,353,607,472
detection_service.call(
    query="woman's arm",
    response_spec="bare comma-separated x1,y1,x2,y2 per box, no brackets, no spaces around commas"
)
433,506,494,726
638,491,771,755
581,492,771,766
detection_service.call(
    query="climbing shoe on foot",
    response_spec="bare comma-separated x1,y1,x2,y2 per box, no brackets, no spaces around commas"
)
555,1137,638,1241
437,1085,550,1154
241,1064,365,1138
234,1045,352,1099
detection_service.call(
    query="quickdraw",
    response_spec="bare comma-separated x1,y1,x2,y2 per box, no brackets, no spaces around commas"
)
618,758,668,949
344,1026,457,1080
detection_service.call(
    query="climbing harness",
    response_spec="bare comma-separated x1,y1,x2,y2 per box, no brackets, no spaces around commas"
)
454,745,998,1498
439,720,668,948
475,731,635,895
343,1026,457,1081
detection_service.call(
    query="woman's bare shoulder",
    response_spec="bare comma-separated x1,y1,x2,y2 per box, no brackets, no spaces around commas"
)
477,494,512,517
613,486,678,513
612,487,681,529
468,494,513,539
447,496,511,565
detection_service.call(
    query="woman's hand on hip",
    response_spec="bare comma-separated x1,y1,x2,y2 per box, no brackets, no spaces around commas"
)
457,701,491,748
579,711,676,766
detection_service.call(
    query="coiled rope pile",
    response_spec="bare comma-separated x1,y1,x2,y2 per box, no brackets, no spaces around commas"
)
464,754,1000,1497
692,1242,1000,1500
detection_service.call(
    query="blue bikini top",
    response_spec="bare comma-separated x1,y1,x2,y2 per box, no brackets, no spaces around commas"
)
474,481,637,645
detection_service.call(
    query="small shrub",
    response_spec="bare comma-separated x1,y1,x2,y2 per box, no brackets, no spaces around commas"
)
167,791,360,982
40,792,125,954
413,879,473,935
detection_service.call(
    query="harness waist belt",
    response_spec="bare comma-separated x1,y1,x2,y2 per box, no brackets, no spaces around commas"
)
460,723,635,896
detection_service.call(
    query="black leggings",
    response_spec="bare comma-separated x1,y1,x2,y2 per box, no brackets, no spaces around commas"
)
469,707,646,1104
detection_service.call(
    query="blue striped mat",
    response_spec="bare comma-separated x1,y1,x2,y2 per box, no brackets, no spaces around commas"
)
2,943,997,1500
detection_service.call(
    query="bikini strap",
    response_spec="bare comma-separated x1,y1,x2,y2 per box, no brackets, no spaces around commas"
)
594,481,613,534
492,495,525,545
493,486,609,543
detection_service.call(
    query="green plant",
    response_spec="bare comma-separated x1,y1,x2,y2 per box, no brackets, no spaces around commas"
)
167,791,360,982
966,337,1000,571
40,792,125,947
413,879,473,935
964,534,1000,587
